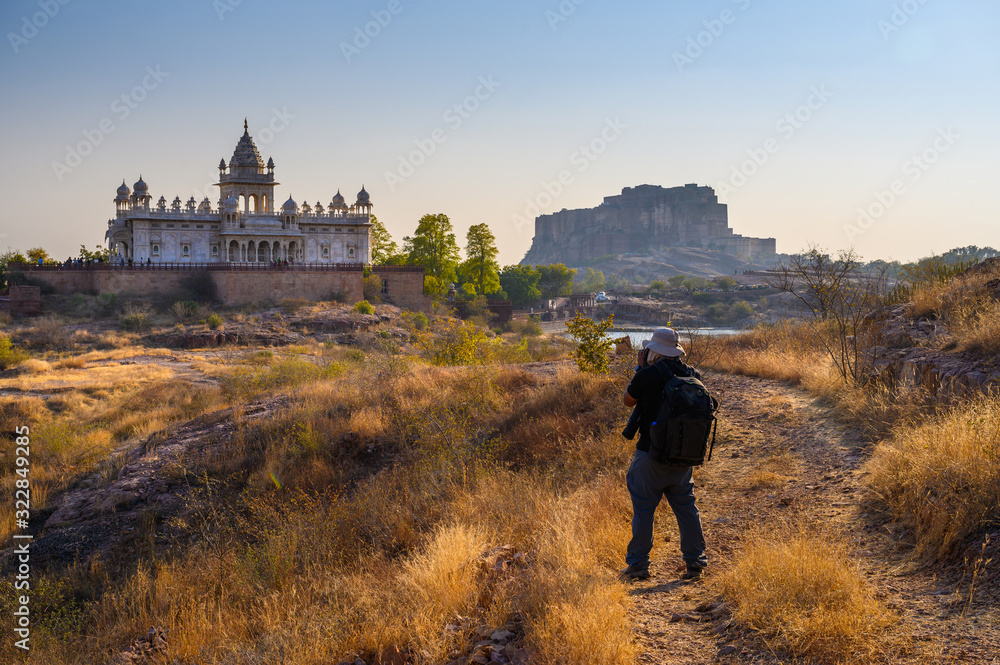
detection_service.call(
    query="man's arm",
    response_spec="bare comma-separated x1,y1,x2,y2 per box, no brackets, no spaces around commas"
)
623,386,638,407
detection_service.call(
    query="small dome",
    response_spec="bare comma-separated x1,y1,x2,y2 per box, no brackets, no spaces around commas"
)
116,179,130,198
356,185,370,205
282,195,297,212
223,194,239,210
133,175,148,192
331,189,345,206
219,158,226,170
267,157,275,169
198,197,212,213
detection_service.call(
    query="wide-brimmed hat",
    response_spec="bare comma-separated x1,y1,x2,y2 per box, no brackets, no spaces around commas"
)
641,327,684,358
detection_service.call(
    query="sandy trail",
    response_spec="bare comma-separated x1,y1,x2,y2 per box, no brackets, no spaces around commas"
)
628,373,999,664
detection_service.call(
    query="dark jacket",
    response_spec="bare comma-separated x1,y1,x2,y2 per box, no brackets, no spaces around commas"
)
625,357,700,453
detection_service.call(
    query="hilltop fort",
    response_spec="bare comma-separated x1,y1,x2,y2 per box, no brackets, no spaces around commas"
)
522,183,775,266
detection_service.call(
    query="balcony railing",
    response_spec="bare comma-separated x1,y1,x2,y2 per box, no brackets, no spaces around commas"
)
11,262,424,274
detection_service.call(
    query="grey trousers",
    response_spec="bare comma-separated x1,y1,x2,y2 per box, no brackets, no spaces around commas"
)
625,449,708,570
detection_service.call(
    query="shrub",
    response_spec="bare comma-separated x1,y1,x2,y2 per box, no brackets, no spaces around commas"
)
0,336,29,370
354,300,375,315
718,527,893,662
206,313,223,330
119,305,151,332
565,313,615,373
517,317,543,337
280,298,311,314
327,290,349,304
866,395,1000,560
411,312,429,331
416,318,488,366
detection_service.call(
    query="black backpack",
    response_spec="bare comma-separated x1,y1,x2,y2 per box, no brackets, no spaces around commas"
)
648,362,719,466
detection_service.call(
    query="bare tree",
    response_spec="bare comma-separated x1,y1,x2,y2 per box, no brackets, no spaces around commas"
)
769,246,889,386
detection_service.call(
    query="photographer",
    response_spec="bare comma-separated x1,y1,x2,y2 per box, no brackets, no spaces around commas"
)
619,327,708,581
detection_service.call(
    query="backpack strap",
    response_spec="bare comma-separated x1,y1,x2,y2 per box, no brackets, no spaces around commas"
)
707,415,717,462
651,359,675,382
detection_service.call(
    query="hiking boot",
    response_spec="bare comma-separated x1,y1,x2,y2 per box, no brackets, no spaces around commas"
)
681,565,704,580
618,564,650,581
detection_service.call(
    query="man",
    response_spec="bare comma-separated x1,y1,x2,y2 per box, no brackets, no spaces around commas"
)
620,327,708,581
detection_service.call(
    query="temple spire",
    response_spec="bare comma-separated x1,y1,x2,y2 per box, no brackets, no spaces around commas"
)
243,118,248,133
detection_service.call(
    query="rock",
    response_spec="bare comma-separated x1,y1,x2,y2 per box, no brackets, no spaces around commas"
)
489,629,514,643
718,645,738,656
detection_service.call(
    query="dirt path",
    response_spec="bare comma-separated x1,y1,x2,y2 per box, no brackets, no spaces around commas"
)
627,373,1000,664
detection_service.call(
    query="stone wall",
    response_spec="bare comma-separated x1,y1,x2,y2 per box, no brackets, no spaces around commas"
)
17,265,430,311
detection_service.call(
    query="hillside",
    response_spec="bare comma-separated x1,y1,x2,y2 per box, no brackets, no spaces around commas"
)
558,247,778,282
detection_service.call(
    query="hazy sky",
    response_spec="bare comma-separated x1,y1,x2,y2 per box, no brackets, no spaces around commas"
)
1,0,997,266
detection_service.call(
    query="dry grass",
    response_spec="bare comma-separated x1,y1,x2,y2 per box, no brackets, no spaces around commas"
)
718,526,894,663
6,340,642,665
700,322,842,397
866,395,1000,561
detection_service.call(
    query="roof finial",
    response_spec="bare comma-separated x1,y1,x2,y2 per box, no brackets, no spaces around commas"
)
244,118,248,133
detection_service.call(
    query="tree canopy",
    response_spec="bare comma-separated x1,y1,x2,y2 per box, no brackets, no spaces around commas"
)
458,223,501,295
369,215,399,265
499,265,541,307
405,213,461,288
537,263,575,299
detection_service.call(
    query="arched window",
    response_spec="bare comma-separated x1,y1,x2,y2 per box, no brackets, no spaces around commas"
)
247,241,256,262
228,240,239,262
239,194,246,211
261,194,268,211
249,194,258,212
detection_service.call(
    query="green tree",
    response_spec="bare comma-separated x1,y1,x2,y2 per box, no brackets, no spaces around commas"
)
459,223,501,295
648,280,667,295
566,313,615,373
605,272,630,291
713,276,737,291
369,215,398,265
405,213,461,285
79,244,110,262
26,247,51,264
0,250,28,290
537,263,576,299
499,265,541,307
575,267,605,293
667,275,687,288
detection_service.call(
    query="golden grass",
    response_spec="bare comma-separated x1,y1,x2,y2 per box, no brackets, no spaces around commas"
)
0,362,173,392
866,395,1000,560
718,526,894,663
8,341,642,665
700,322,843,397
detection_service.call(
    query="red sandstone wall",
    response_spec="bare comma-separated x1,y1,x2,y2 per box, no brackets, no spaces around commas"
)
21,267,431,312
211,272,363,305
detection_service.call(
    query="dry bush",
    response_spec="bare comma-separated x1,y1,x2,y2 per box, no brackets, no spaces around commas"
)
866,395,1000,560
718,526,894,663
18,358,643,665
24,315,74,350
954,298,1000,356
97,379,223,442
54,354,87,369
701,322,841,396
497,369,627,466
20,357,52,373
0,395,49,432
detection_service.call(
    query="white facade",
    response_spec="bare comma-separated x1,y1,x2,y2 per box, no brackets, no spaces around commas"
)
106,120,372,264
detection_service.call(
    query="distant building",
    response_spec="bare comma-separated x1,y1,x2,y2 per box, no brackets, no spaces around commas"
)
106,120,372,264
522,183,775,265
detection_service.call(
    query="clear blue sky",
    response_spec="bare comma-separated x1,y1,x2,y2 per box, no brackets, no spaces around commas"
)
1,0,997,265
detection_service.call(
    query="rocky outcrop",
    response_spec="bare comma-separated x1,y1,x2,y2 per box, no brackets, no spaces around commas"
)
873,305,1000,397
0,397,286,574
